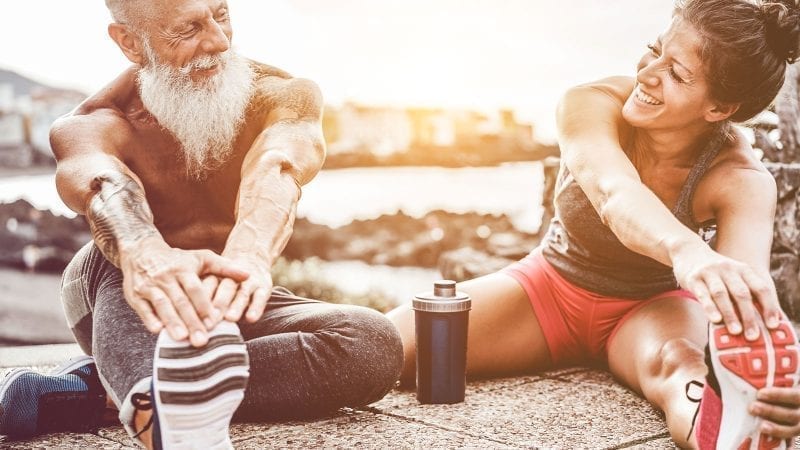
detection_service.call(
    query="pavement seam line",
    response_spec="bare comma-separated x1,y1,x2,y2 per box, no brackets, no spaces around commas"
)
602,431,672,449
359,405,523,448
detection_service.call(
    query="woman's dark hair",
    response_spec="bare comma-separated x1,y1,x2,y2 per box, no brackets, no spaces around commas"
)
675,0,800,122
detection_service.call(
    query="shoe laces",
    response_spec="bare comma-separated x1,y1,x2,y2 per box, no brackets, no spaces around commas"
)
685,379,704,442
131,392,155,439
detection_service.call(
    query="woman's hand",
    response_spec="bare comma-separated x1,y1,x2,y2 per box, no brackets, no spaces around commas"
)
750,387,800,442
672,243,781,339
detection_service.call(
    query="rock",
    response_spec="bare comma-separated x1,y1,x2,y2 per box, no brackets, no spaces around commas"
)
766,163,800,319
771,253,800,319
0,199,91,272
285,210,539,268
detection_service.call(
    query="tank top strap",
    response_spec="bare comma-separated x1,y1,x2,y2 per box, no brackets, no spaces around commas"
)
672,130,727,227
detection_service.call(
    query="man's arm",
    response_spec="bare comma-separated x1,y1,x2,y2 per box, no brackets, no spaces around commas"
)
50,109,248,345
213,77,325,322
556,78,781,337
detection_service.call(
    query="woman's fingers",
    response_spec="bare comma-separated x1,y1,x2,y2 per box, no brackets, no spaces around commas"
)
742,268,782,329
702,273,742,334
688,279,723,324
721,271,759,340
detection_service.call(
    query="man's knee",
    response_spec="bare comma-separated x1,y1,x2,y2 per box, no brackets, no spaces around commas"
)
328,305,404,404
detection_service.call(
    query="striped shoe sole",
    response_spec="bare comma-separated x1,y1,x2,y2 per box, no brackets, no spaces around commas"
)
153,321,249,450
710,311,800,450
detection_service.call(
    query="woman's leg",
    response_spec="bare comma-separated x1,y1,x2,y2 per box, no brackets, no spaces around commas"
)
387,271,553,385
606,296,708,448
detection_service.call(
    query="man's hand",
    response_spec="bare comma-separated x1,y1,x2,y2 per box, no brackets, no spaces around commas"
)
120,236,250,346
672,244,781,340
750,387,800,441
206,258,273,324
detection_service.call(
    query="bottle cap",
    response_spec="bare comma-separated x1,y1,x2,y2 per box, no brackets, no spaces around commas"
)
413,279,471,313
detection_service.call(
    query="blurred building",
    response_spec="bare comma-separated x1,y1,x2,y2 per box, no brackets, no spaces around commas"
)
0,69,85,168
323,102,537,162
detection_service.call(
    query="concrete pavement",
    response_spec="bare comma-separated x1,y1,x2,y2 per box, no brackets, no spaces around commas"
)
0,344,678,449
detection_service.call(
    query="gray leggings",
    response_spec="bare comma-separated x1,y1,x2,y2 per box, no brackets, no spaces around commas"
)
60,242,403,434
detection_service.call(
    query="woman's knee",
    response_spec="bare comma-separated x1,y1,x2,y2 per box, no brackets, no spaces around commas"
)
649,337,706,383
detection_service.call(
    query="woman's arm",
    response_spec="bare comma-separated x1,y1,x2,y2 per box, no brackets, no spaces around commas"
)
556,78,781,337
557,77,704,266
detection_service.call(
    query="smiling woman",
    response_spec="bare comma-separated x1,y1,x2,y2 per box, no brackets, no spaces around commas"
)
388,0,800,449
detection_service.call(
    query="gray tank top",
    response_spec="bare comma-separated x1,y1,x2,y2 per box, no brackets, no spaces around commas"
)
541,133,725,299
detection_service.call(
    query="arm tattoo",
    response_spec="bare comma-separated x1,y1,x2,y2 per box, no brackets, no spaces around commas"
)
85,171,159,267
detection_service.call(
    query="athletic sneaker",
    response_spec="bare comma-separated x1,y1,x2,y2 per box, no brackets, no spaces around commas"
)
149,320,249,449
695,311,800,450
0,355,107,438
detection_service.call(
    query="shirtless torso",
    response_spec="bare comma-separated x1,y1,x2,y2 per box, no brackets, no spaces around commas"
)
50,57,325,347
52,62,316,253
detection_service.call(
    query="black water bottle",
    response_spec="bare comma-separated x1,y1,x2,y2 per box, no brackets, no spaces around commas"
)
413,280,471,404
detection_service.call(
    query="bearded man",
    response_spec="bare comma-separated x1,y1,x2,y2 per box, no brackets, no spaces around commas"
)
0,1,403,448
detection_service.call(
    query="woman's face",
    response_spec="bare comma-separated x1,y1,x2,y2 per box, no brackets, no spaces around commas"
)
622,16,722,131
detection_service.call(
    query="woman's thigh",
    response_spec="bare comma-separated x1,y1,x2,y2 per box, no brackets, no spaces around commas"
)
387,271,553,382
607,296,708,397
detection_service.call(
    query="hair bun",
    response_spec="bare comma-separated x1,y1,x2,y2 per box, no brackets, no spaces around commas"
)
762,1,800,63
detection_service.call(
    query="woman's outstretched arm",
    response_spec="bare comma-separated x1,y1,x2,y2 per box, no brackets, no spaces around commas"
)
556,77,781,338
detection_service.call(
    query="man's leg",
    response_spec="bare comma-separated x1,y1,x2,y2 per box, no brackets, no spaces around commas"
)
234,288,403,421
76,245,158,441
606,296,708,448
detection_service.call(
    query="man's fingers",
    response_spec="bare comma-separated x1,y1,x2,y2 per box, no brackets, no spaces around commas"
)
143,287,187,340
225,285,252,322
742,269,782,329
130,297,163,333
202,275,220,298
178,273,220,328
704,274,742,335
721,272,758,340
161,282,208,347
213,278,239,313
196,250,250,281
245,287,270,323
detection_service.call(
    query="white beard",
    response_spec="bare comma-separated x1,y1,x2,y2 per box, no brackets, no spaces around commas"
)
137,42,255,180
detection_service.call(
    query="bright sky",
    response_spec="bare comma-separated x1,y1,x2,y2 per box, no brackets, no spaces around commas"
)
1,0,674,142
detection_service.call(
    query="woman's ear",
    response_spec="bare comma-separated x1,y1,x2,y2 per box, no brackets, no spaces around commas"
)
704,101,740,123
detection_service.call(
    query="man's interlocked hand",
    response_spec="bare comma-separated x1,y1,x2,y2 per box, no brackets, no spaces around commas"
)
120,236,250,347
202,256,273,326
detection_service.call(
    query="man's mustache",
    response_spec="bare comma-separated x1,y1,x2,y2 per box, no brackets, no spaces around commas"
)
178,52,226,76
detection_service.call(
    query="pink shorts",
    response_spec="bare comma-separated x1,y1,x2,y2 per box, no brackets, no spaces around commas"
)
501,248,697,366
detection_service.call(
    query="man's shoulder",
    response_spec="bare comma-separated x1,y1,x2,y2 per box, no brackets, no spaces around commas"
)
247,60,322,119
50,68,141,158
64,67,140,124
249,60,293,81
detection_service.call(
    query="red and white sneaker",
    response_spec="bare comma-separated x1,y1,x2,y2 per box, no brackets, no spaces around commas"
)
695,312,800,450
